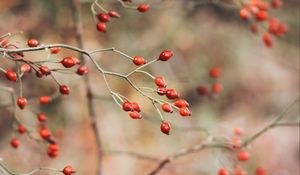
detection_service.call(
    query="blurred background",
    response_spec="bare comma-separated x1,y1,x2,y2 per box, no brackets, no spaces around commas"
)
0,0,299,174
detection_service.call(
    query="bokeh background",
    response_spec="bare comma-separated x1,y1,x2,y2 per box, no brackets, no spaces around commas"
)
0,0,299,175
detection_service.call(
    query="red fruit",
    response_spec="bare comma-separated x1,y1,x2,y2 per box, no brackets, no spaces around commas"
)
197,85,208,96
211,83,223,94
59,85,70,95
174,99,189,108
154,76,166,87
37,113,47,122
50,47,61,54
161,103,173,113
128,111,142,119
39,66,51,75
137,3,150,13
108,10,121,18
17,124,26,134
262,32,273,47
255,167,266,175
39,128,51,140
255,10,268,21
131,102,141,112
179,107,191,116
271,0,282,8
5,70,17,81
96,22,107,33
47,143,59,158
10,138,20,149
166,89,179,99
250,24,259,33
17,97,27,110
122,102,133,111
276,23,288,36
218,168,229,175
62,165,76,175
160,121,171,135
97,13,110,22
71,57,81,65
237,150,249,161
157,87,167,95
76,66,89,75
60,57,76,68
234,127,242,135
133,56,146,66
158,50,173,61
209,67,221,78
27,38,39,47
232,137,242,149
240,9,249,20
21,64,31,73
39,96,51,104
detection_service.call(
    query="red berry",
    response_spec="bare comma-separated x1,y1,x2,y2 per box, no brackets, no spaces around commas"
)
157,87,167,95
197,85,208,96
63,165,76,175
166,89,179,99
160,121,171,135
158,50,173,61
17,97,27,110
17,124,26,134
161,103,173,113
262,32,273,48
39,66,51,75
97,22,107,33
60,57,76,68
108,10,121,18
271,0,282,8
174,99,189,108
237,150,249,161
240,9,249,20
232,137,242,149
76,66,89,75
27,38,39,47
209,67,221,78
122,102,133,111
10,138,20,149
211,83,223,94
137,3,150,13
97,13,110,22
218,168,229,175
47,143,59,158
154,76,166,87
21,64,31,73
276,23,288,37
255,10,268,21
131,102,141,112
5,70,17,81
37,113,47,122
50,47,61,54
128,111,142,119
59,85,70,95
133,56,146,66
234,128,242,135
179,107,191,116
71,57,81,65
39,128,51,140
255,167,266,175
39,96,51,104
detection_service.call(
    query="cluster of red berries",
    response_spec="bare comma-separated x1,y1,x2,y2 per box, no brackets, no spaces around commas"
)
217,128,266,175
239,0,287,47
197,67,223,96
95,1,150,33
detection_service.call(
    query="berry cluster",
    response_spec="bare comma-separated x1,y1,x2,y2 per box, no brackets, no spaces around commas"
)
239,0,287,47
217,128,266,175
197,67,223,96
92,0,150,33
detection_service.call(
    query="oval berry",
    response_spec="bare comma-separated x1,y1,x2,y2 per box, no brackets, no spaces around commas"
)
122,102,133,111
158,50,173,61
237,150,249,161
5,70,17,81
137,3,150,13
161,103,173,113
63,165,76,175
60,57,76,68
97,22,107,33
97,13,110,22
179,107,191,116
133,56,146,66
39,96,51,104
160,121,171,135
17,124,26,134
218,168,229,175
131,102,141,112
157,87,167,95
39,128,51,140
50,47,61,54
154,76,166,87
166,89,179,99
39,66,51,75
17,97,27,110
76,66,89,75
108,10,120,18
27,38,39,47
59,85,70,95
128,111,142,119
174,99,189,108
37,113,47,122
10,138,20,149
209,67,221,78
211,83,223,94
